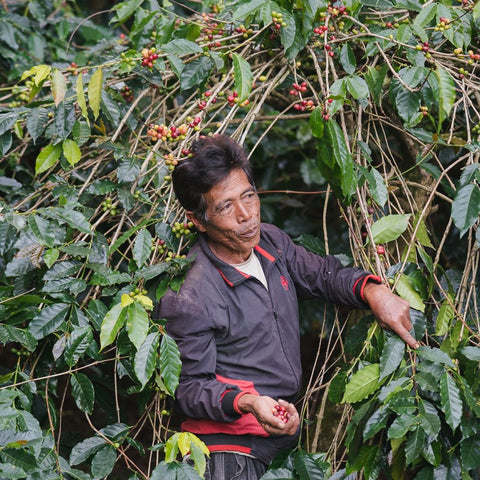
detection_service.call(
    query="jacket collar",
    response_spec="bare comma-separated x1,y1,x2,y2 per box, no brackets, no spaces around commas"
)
198,224,281,287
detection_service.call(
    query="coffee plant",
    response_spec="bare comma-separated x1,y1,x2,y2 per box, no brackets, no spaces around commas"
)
0,0,479,478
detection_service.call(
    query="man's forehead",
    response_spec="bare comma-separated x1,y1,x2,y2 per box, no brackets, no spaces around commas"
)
205,170,252,203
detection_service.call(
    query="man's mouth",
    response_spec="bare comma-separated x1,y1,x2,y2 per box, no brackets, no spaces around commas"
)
239,224,259,237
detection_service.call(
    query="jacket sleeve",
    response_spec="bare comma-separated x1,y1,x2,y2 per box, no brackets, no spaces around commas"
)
264,224,381,308
154,287,245,422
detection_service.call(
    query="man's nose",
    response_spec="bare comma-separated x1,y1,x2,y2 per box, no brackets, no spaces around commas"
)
235,200,252,221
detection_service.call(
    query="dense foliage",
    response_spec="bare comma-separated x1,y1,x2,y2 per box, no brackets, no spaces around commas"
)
0,0,479,478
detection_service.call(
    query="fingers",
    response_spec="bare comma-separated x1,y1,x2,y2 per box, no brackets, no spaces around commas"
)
259,399,300,435
396,326,420,348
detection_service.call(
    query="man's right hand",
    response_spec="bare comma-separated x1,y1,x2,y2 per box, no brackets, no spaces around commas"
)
237,394,300,436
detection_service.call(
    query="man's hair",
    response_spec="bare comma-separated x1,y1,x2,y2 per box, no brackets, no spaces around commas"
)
172,134,255,221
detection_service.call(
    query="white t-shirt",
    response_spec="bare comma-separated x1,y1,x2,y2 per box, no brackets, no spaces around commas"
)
232,250,268,289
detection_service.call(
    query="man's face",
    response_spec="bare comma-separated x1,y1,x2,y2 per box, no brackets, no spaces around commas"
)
188,168,261,264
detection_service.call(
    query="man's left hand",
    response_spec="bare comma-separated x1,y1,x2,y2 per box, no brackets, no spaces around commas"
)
362,282,420,349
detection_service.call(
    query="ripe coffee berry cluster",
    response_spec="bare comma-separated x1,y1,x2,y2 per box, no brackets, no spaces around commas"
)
294,99,315,111
121,85,134,102
327,3,348,16
289,81,308,96
147,123,189,142
272,404,292,423
227,91,239,106
313,25,329,35
415,41,430,52
141,47,159,68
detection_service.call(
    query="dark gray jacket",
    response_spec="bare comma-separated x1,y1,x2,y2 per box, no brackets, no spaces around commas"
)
156,223,379,463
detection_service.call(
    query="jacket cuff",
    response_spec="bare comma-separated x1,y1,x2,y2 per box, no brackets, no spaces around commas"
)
221,389,242,418
221,389,257,417
353,274,382,303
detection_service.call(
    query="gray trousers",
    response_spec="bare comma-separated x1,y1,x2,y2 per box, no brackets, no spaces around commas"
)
204,452,268,480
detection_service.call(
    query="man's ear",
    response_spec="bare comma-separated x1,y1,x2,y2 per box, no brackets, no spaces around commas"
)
186,211,206,232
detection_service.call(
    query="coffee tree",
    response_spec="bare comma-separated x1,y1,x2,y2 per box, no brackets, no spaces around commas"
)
0,0,479,478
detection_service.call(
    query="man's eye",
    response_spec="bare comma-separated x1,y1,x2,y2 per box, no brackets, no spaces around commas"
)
219,204,232,214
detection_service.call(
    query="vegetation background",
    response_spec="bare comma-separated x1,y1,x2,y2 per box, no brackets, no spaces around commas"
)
0,0,479,478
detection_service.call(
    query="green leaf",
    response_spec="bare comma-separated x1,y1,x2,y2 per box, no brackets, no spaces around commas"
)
135,262,170,281
418,401,441,438
134,332,160,388
126,301,149,350
339,44,356,75
0,462,26,479
111,0,146,25
70,436,107,465
35,143,62,175
76,74,89,125
474,1,480,20
365,65,388,106
435,297,455,336
439,372,462,432
292,449,329,479
363,407,389,441
405,427,425,465
0,449,37,473
28,303,70,340
159,333,181,397
180,57,214,92
379,335,405,380
70,372,95,414
417,346,455,368
278,8,296,52
317,119,356,201
361,166,388,208
395,88,421,124
451,184,480,238
309,107,324,138
29,215,56,248
436,66,456,129
100,303,126,350
459,346,480,361
64,326,93,367
51,69,67,107
370,214,411,244
88,68,103,120
26,108,48,143
346,76,369,99
232,53,253,103
0,112,18,136
164,432,180,463
343,364,380,403
150,460,203,480
189,442,207,478
161,39,203,55
133,228,153,267
91,445,117,478
394,274,425,312
43,207,92,235
232,0,265,21
62,139,82,167
413,3,437,27
21,64,51,85
387,413,416,439
461,437,480,469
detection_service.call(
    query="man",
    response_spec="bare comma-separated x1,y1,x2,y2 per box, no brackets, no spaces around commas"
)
156,134,419,479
